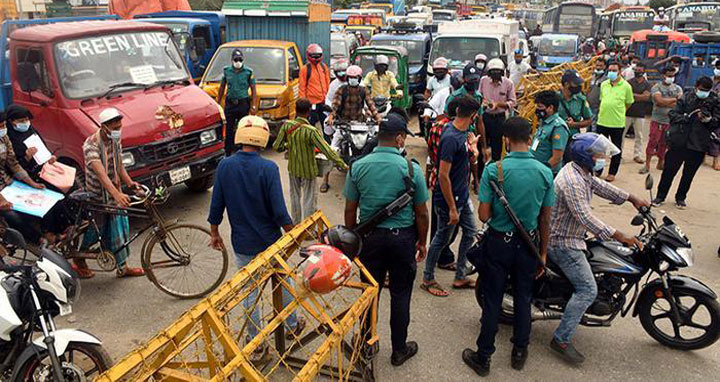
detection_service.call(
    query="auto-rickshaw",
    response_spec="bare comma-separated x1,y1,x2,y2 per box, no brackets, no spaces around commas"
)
628,30,691,82
351,45,411,110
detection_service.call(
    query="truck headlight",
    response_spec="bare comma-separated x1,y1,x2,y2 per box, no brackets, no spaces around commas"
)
259,98,279,110
122,152,135,168
200,129,218,146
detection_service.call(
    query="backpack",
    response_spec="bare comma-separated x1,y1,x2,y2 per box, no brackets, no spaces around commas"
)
304,62,329,86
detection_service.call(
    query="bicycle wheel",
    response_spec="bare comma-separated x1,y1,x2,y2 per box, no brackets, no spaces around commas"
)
142,224,228,299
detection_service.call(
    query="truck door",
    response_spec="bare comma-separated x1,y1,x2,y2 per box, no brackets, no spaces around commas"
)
13,46,63,152
287,46,301,120
192,25,213,74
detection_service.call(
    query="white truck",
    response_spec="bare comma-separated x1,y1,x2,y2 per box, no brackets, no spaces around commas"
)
427,18,520,74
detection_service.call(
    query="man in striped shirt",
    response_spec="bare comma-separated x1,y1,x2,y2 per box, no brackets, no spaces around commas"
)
273,98,348,224
548,133,647,364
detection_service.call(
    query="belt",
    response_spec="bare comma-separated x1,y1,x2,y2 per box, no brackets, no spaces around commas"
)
368,226,415,236
226,97,250,105
487,227,537,243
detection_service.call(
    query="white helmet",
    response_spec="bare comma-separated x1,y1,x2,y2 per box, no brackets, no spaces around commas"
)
98,107,122,125
487,58,505,72
474,53,488,63
432,57,449,70
375,55,390,66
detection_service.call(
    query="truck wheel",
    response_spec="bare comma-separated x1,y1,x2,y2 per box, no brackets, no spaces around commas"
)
185,174,214,192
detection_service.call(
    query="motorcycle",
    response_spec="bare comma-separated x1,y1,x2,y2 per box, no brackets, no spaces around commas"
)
372,96,392,119
474,175,720,350
0,229,112,381
334,120,379,165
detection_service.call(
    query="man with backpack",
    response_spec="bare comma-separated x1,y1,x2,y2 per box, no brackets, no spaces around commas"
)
299,44,331,128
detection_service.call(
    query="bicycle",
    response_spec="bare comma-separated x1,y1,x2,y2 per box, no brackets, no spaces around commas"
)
53,185,229,299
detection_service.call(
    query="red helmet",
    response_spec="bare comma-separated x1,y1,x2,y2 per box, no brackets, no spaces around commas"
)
301,244,352,294
307,44,323,64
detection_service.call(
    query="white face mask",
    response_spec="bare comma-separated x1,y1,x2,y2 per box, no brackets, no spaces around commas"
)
714,68,720,78
348,78,360,87
233,61,243,69
664,77,674,85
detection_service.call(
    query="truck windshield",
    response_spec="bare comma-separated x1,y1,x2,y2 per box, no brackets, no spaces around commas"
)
612,12,654,37
371,39,425,64
331,40,348,57
538,37,577,57
355,54,400,78
204,46,285,84
674,4,720,32
430,37,500,69
54,31,188,99
433,12,455,21
150,22,190,50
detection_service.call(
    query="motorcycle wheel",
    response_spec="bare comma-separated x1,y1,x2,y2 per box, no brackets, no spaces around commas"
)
474,274,514,325
638,289,720,350
14,343,112,382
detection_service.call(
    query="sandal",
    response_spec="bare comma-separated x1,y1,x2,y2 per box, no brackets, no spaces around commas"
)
117,266,145,278
71,264,95,279
438,262,457,271
452,279,476,289
320,183,330,193
420,281,449,297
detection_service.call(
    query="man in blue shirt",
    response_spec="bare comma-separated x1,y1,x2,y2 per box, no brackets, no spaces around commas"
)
208,115,303,360
422,96,480,297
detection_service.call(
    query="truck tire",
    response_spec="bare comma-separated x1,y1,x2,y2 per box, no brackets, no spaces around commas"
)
185,174,214,192
693,31,720,44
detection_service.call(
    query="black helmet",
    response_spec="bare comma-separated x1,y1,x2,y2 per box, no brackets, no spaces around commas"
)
320,225,362,259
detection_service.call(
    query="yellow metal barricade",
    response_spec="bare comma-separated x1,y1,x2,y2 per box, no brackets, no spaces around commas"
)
96,211,379,382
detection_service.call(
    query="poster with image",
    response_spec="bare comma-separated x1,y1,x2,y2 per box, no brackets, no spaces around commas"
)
0,181,64,218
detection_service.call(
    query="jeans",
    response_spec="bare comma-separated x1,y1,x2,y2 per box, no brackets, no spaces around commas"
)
477,232,538,357
424,198,477,282
596,125,624,176
430,196,457,266
624,117,648,159
548,246,597,344
483,113,506,161
360,227,417,352
289,175,317,224
309,106,329,141
234,253,298,339
656,147,705,202
224,97,251,155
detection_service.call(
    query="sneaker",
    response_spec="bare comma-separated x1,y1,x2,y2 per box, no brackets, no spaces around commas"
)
390,341,418,366
462,348,490,376
511,346,528,370
675,200,687,210
549,338,585,365
651,198,665,207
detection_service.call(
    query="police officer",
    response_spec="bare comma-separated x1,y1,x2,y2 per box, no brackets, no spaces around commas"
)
217,49,259,155
462,117,554,376
530,90,570,175
558,70,593,162
344,112,430,367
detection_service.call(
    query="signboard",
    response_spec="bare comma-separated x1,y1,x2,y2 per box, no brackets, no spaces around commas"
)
57,32,171,59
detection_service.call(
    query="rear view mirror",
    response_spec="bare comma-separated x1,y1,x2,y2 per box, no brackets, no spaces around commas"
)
631,214,645,226
291,68,300,79
645,174,654,190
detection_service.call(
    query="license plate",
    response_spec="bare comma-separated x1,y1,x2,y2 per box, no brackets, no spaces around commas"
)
350,124,369,132
169,166,191,185
59,304,72,316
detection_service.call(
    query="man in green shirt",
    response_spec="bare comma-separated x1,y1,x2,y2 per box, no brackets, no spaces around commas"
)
597,62,634,181
344,112,429,367
273,98,347,224
217,49,259,155
531,90,570,175
558,70,593,163
463,117,554,376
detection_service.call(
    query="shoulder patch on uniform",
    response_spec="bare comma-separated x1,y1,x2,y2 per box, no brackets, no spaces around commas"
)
554,134,561,140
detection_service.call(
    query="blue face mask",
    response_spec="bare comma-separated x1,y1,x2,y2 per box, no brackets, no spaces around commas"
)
593,158,606,172
13,121,31,133
0,128,6,139
607,71,618,81
696,90,710,99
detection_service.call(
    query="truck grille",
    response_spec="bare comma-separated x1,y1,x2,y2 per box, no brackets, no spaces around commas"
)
137,132,200,162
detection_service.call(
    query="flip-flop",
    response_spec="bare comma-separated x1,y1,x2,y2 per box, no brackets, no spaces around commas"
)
117,267,145,278
420,281,449,297
71,264,95,279
452,279,476,289
320,183,330,193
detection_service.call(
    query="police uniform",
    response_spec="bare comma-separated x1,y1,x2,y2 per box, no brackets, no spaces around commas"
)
222,65,255,154
557,92,593,137
475,151,555,360
444,86,484,119
530,113,570,174
344,115,429,357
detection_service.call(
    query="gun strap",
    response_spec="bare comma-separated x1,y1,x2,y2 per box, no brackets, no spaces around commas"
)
497,161,504,190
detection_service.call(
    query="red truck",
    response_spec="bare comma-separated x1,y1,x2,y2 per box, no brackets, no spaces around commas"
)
8,20,224,191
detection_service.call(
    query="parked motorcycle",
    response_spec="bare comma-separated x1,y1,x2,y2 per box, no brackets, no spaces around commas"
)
475,175,720,350
0,229,112,381
334,120,379,165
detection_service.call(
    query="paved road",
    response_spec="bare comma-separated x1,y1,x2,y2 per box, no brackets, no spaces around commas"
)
62,132,720,381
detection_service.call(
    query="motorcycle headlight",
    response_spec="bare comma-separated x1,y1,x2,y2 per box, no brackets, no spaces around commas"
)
62,272,81,304
676,247,694,267
660,245,692,267
351,133,368,150
121,152,135,168
200,129,218,146
259,98,279,110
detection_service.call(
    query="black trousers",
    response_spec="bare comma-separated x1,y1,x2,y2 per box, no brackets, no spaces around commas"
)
360,227,417,353
477,231,538,357
224,97,251,155
656,146,705,202
430,196,457,266
483,113,506,161
596,125,624,176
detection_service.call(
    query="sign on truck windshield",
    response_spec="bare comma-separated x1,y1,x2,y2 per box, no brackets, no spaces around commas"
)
54,31,187,99
612,11,654,36
674,4,720,31
430,37,500,69
205,47,286,84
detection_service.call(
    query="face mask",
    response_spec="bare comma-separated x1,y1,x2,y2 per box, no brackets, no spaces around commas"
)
464,81,478,92
515,58,522,64
489,72,502,81
664,77,674,85
13,121,31,132
607,71,618,81
336,71,346,78
348,78,360,87
634,71,645,79
535,108,547,120
435,72,447,80
476,62,485,71
375,66,386,74
109,129,121,140
630,63,637,70
569,85,581,95
594,69,605,76
714,68,720,77
593,158,606,172
0,128,6,139
696,90,710,99
233,61,243,69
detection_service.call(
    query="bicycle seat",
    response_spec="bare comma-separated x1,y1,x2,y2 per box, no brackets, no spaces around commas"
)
69,190,95,202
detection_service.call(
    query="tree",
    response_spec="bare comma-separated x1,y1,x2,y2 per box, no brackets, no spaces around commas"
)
648,0,677,11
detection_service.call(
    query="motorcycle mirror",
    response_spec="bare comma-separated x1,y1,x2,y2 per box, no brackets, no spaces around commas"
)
631,214,645,226
644,174,654,190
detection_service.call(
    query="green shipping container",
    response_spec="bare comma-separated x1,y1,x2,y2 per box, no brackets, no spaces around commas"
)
223,0,331,65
